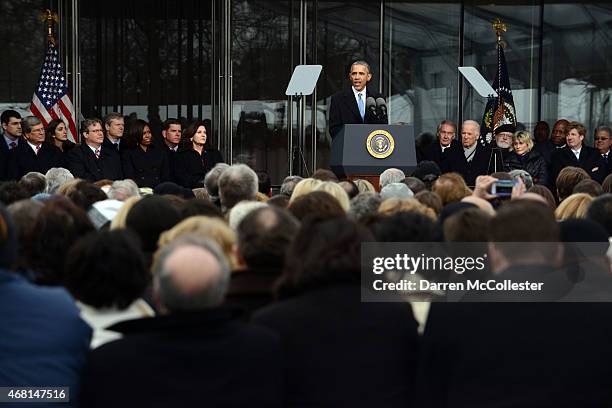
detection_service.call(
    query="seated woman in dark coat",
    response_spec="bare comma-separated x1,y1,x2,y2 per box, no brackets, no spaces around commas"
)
45,119,76,153
252,217,419,408
121,119,170,188
174,120,224,189
506,130,548,185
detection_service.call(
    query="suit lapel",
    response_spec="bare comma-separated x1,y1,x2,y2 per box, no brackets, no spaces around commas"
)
343,88,362,123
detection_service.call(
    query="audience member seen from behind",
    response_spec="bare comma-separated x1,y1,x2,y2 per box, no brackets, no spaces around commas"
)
79,235,283,408
288,190,346,222
217,164,258,213
20,199,94,285
555,193,593,221
0,203,91,397
64,230,154,348
418,200,612,407
253,217,418,408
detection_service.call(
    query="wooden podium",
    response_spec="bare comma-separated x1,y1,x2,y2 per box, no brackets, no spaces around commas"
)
330,124,417,190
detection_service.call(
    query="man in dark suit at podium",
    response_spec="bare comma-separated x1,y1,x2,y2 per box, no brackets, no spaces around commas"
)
328,61,388,138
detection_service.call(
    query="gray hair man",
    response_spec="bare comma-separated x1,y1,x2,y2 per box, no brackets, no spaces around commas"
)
218,164,258,212
152,235,231,312
440,119,491,186
379,168,406,189
280,175,303,198
45,167,74,194
103,112,125,151
108,179,141,201
204,163,230,208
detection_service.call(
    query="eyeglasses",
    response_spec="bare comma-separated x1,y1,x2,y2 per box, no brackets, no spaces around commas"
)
594,137,609,141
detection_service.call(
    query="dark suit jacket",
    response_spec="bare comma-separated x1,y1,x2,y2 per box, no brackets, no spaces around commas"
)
253,285,419,408
441,143,491,186
67,143,123,182
174,147,224,189
79,308,283,408
550,145,608,184
418,265,612,408
121,145,170,188
328,87,388,138
6,142,65,180
102,136,122,153
421,140,460,167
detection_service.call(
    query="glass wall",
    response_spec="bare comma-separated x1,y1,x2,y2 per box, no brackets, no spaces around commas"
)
542,4,612,143
2,0,612,181
384,2,461,137
230,0,292,183
0,0,52,110
463,1,540,134
79,1,214,144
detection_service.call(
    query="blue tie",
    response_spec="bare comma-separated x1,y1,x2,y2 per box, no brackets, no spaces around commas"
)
358,93,365,121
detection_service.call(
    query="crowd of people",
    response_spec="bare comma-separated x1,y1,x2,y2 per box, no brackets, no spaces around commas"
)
1,108,612,406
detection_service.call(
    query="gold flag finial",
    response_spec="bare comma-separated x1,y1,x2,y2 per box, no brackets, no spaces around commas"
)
41,10,59,44
492,18,507,46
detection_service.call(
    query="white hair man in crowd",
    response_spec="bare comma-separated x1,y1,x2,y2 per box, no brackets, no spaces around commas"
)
218,164,259,212
379,168,406,190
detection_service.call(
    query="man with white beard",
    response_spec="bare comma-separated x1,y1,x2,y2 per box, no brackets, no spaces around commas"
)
489,124,515,173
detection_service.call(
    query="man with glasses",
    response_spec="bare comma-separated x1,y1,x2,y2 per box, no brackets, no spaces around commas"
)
594,126,611,174
67,118,123,181
6,116,64,179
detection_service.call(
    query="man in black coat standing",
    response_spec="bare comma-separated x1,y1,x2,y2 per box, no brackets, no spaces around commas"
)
67,119,123,182
328,60,388,138
550,121,608,185
441,120,491,186
79,235,283,408
6,116,64,180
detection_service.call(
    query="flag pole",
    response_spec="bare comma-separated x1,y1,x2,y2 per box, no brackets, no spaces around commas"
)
41,10,59,45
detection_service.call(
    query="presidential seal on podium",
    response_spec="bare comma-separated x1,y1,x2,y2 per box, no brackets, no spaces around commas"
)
366,129,395,159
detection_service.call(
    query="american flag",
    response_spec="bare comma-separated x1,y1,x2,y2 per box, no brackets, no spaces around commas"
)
30,39,78,143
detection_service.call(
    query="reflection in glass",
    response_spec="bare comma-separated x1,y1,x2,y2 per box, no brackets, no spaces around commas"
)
231,0,291,184
463,2,540,134
542,4,612,142
384,3,461,139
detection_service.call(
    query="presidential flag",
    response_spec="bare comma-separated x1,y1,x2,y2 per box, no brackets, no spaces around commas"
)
480,42,517,146
30,38,78,143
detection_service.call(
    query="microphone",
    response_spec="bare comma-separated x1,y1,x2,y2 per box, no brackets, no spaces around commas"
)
376,97,388,119
366,97,378,119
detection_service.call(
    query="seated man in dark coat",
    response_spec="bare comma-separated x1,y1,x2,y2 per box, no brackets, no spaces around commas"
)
421,120,459,166
418,200,612,407
6,116,64,180
328,60,388,138
67,118,123,182
80,235,283,408
441,120,491,186
550,121,608,185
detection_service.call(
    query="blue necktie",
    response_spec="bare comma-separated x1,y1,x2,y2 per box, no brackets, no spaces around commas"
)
358,93,365,121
